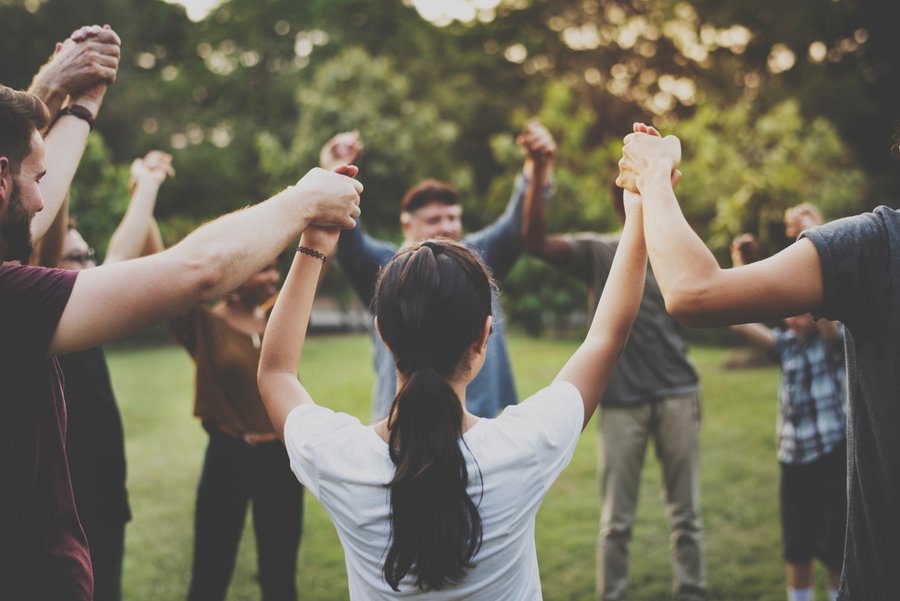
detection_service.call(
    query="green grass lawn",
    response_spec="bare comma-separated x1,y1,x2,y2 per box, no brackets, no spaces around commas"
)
107,334,821,600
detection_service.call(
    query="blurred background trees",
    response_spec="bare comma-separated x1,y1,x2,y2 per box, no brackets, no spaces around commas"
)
1,0,895,332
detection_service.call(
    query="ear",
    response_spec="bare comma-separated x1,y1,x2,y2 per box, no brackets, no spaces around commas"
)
471,315,493,358
0,157,12,214
399,211,412,237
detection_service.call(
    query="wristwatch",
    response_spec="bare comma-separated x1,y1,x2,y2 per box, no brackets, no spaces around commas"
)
59,104,94,130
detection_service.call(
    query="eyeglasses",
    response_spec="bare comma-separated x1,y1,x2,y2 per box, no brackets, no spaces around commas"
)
61,248,96,265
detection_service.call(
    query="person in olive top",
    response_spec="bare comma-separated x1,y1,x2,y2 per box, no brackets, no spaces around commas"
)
110,165,303,601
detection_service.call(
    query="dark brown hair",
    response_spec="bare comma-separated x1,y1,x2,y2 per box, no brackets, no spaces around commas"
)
400,180,459,213
374,240,493,591
0,86,49,173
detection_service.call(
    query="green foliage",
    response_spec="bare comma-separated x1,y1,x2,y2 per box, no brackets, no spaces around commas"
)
69,134,130,261
259,46,467,236
673,99,867,257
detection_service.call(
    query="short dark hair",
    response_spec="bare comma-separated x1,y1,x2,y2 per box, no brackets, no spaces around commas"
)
0,86,49,173
400,180,459,213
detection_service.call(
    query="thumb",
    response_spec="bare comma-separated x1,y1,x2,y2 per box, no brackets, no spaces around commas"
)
333,164,358,178
671,169,683,188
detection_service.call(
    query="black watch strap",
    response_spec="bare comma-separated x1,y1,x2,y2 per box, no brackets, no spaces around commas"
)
59,104,95,130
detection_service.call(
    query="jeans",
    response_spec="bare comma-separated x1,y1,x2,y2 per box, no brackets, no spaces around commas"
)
187,424,304,601
596,393,707,601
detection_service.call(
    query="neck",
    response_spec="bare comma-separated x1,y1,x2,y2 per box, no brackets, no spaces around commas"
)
388,371,477,433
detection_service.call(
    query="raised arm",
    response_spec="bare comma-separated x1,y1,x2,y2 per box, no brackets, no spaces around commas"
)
31,27,121,244
258,165,360,435
618,125,823,326
520,121,573,268
49,167,362,356
554,190,647,428
105,151,174,264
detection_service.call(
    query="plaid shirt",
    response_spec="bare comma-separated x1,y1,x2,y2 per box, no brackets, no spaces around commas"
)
773,325,847,465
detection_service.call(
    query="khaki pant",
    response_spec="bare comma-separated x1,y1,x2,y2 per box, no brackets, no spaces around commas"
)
596,393,707,601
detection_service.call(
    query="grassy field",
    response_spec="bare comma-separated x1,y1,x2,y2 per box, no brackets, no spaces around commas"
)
106,333,826,600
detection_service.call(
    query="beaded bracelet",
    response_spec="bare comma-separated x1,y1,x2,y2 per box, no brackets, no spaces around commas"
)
297,245,327,263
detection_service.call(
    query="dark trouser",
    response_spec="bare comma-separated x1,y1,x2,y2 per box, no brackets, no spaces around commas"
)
90,525,125,601
187,425,304,601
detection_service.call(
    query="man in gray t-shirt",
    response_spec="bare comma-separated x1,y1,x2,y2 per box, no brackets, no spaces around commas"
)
618,123,900,601
524,180,705,601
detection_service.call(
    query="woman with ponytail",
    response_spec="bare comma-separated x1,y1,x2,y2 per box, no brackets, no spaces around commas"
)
258,168,649,599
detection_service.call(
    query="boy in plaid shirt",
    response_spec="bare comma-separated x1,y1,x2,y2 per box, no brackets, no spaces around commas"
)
730,230,847,601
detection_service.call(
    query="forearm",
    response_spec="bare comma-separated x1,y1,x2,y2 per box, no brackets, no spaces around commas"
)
141,217,165,256
105,179,163,263
260,252,321,377
522,161,547,253
258,245,323,433
639,167,722,317
34,193,69,266
28,78,66,123
555,206,647,426
729,323,776,351
171,186,313,301
31,115,91,242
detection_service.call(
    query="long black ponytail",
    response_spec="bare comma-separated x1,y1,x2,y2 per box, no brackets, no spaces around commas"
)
373,240,494,591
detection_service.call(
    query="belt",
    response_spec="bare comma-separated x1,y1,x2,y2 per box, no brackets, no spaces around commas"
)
213,423,280,445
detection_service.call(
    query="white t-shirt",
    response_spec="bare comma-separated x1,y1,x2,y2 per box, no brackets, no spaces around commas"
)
283,380,584,600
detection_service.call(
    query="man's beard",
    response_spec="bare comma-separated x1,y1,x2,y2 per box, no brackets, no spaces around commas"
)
0,180,34,263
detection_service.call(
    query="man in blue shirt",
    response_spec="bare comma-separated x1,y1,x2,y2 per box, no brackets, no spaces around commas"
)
320,124,555,420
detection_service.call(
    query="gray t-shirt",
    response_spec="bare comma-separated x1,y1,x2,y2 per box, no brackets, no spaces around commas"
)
563,233,699,406
801,206,900,601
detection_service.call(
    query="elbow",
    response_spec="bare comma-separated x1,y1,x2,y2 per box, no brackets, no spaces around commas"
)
663,280,717,327
180,252,226,305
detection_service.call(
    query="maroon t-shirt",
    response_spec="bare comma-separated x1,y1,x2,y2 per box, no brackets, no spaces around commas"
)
0,264,92,600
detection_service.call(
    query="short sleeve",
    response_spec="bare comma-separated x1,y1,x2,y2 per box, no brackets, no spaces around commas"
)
560,235,617,286
496,380,583,484
0,265,77,358
800,208,893,332
283,404,363,497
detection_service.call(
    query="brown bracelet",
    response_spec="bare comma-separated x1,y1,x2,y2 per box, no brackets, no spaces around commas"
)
297,245,327,263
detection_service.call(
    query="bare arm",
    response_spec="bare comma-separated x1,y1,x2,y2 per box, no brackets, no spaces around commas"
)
554,192,647,429
31,27,120,243
618,128,823,326
141,217,165,256
258,165,360,436
31,193,69,267
519,123,573,266
257,227,337,436
729,323,777,352
31,108,94,243
49,167,363,355
105,152,173,264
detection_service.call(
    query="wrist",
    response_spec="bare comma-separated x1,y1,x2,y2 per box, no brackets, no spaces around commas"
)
638,164,676,192
68,94,103,117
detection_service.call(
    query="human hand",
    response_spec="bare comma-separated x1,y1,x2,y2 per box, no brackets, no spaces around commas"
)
30,25,121,115
294,165,363,230
130,151,175,187
319,131,364,171
517,120,557,177
783,203,823,239
729,233,759,267
616,122,681,193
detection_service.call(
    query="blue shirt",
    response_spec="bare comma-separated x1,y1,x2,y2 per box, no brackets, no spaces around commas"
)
337,173,539,420
773,326,847,465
